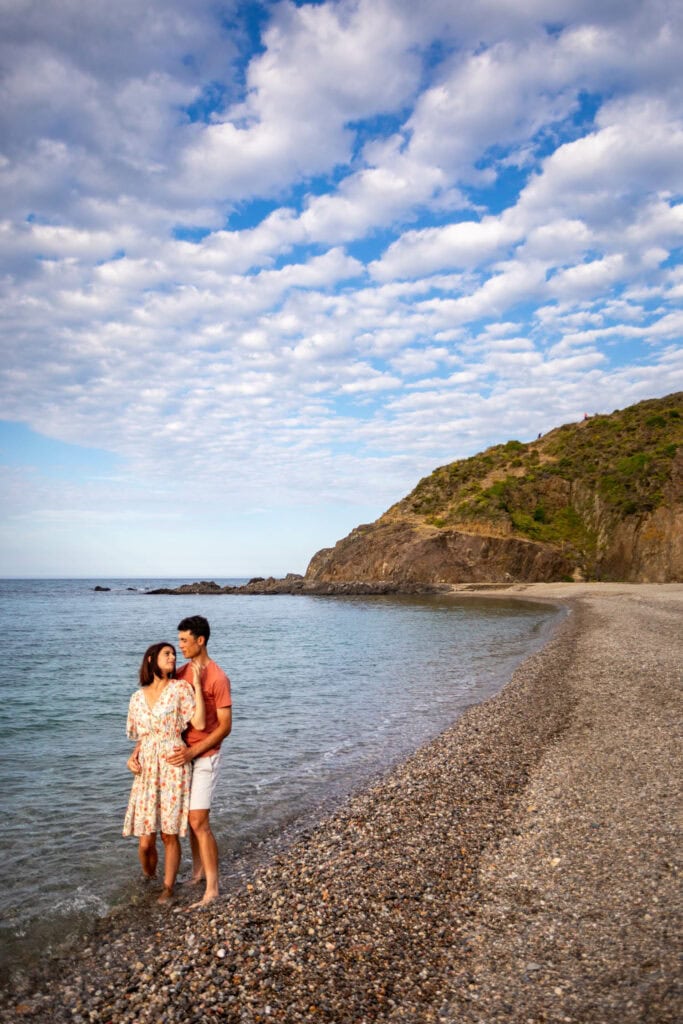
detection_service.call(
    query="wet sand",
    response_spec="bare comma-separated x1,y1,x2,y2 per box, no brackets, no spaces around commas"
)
3,583,681,1023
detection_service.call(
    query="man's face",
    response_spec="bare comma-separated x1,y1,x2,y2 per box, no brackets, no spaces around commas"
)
177,630,204,660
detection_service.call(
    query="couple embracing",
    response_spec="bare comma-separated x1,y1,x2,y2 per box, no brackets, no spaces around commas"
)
122,615,232,907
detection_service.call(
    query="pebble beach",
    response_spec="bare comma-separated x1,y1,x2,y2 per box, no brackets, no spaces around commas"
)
3,583,681,1023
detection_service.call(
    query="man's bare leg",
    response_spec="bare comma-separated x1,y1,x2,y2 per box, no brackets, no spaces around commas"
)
187,809,219,906
187,826,205,883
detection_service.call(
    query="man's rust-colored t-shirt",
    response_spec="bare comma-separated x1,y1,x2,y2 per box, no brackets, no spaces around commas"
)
177,660,232,757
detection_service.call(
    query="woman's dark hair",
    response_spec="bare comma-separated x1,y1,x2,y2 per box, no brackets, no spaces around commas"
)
177,615,210,643
139,642,176,687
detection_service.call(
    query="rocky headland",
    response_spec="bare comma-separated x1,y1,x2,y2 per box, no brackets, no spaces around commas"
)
306,393,683,588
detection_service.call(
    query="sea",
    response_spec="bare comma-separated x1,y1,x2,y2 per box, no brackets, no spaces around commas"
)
0,578,563,980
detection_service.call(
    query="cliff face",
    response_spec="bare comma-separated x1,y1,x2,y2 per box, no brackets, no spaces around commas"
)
306,521,575,586
306,394,683,585
593,505,683,583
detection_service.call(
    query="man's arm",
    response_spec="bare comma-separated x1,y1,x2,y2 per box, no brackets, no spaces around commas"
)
166,706,232,766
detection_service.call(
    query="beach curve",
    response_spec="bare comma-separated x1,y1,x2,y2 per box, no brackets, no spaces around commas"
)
3,583,681,1023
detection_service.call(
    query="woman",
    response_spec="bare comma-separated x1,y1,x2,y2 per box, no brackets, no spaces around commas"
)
123,642,205,903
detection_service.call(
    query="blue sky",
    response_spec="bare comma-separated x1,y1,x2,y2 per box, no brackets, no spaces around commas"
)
1,0,681,577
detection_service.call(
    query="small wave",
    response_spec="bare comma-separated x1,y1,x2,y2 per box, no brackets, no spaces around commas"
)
52,887,109,918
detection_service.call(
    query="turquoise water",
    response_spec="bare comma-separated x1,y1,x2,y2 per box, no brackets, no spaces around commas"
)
0,578,561,976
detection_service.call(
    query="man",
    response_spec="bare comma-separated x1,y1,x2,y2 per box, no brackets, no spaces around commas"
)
166,614,232,907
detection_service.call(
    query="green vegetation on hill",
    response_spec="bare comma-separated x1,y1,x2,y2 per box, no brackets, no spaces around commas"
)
399,394,682,572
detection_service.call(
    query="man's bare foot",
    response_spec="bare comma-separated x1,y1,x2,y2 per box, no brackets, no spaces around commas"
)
189,892,218,910
157,886,174,904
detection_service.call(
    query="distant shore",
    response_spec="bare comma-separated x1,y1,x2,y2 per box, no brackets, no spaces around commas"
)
3,583,681,1023
144,576,683,599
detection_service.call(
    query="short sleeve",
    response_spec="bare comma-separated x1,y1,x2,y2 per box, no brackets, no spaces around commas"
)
212,671,232,709
126,693,139,740
176,681,196,723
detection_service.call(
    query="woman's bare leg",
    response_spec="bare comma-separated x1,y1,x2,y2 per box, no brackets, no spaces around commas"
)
158,833,181,902
138,834,158,878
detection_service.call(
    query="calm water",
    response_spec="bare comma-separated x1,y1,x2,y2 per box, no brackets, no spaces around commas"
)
0,578,562,976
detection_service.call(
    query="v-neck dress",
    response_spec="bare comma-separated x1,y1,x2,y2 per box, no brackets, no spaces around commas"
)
123,680,195,837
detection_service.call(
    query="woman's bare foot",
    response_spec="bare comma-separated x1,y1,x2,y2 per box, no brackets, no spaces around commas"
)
157,886,174,904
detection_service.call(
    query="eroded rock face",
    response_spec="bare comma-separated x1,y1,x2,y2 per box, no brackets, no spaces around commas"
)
305,521,574,585
304,497,683,586
596,507,683,582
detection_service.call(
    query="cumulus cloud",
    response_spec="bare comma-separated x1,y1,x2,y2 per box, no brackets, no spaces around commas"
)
178,0,424,202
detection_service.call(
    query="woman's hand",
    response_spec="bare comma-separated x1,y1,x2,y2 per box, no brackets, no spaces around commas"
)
127,749,142,774
189,661,206,731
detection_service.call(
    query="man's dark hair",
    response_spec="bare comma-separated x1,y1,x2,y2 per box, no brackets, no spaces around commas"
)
177,615,211,643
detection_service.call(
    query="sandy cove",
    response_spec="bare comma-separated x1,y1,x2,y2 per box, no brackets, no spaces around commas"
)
3,583,681,1023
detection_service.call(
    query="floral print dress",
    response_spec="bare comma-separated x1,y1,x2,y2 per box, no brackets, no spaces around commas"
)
123,680,195,837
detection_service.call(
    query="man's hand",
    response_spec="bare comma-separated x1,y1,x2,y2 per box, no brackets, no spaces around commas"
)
127,750,142,774
166,744,195,767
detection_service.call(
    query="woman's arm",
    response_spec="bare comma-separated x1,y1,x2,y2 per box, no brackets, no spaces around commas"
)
126,694,142,773
127,742,142,774
188,662,206,730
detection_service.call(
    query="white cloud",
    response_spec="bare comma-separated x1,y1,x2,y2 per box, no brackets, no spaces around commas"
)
178,0,423,202
371,216,521,281
548,254,628,301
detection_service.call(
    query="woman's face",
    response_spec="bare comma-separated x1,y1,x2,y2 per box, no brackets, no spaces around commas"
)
155,645,176,677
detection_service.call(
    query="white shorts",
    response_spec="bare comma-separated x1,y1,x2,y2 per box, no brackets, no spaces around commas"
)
189,752,222,811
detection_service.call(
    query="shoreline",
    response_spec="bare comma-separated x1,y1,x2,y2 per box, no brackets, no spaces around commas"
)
3,584,681,1022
